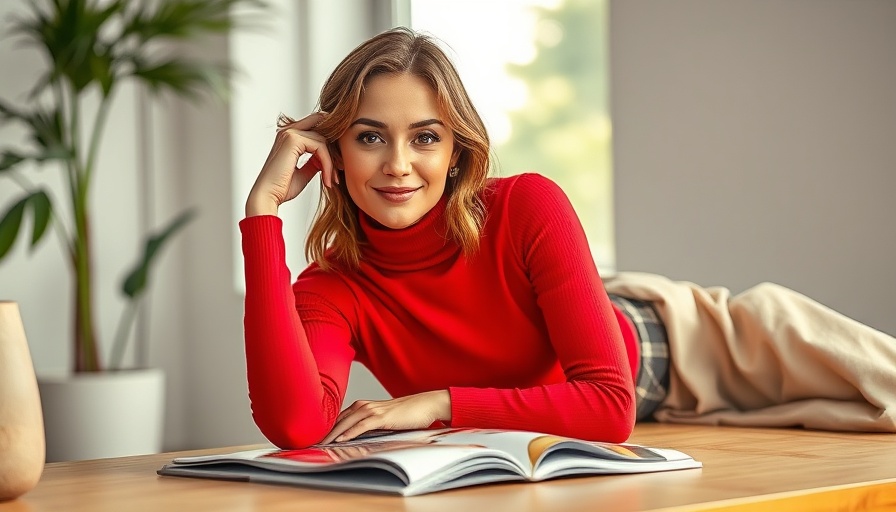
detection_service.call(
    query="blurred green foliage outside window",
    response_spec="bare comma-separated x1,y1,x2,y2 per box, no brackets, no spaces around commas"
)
411,0,615,271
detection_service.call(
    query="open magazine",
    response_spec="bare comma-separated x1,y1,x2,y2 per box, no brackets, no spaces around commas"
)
158,428,701,496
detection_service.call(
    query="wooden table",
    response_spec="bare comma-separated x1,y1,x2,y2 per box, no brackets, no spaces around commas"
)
2,424,895,511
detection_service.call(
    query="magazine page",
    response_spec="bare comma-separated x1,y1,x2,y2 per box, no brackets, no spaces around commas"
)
530,436,702,480
415,428,546,474
171,448,280,464
164,429,529,495
160,458,415,495
265,429,521,485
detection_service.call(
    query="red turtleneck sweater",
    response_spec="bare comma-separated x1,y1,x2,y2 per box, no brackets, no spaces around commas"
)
240,173,638,448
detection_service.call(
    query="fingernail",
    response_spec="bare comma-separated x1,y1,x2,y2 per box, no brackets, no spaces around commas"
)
335,435,345,442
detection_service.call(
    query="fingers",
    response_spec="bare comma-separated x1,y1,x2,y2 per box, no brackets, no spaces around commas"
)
330,417,379,444
278,111,326,132
248,111,337,215
320,391,450,445
324,400,405,444
322,401,373,444
308,141,335,188
276,114,335,189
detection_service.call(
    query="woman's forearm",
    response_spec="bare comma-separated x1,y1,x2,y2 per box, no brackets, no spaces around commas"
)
240,216,348,448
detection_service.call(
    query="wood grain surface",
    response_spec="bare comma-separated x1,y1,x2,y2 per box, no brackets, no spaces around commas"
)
2,424,894,512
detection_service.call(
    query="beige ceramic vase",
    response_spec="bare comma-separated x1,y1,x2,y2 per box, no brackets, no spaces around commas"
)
0,302,45,500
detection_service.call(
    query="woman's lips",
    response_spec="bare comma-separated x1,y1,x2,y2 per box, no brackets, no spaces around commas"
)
374,186,421,203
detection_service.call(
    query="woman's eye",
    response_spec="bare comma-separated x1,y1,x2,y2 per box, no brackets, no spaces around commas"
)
416,132,440,144
357,132,382,144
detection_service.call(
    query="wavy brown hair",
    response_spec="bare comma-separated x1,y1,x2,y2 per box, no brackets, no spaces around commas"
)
291,27,491,271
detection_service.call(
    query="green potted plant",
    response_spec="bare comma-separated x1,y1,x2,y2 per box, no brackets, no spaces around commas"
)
0,0,262,461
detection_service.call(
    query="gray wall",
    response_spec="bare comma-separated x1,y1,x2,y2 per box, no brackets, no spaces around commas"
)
610,0,896,336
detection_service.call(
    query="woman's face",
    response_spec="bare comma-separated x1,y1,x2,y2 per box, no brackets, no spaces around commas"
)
336,72,457,229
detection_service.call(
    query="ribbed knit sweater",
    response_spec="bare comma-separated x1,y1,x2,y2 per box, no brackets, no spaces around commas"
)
240,173,637,448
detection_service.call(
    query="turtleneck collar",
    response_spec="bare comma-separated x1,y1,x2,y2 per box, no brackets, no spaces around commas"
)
358,196,461,271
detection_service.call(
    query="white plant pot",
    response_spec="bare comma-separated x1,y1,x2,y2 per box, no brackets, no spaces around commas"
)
38,368,165,462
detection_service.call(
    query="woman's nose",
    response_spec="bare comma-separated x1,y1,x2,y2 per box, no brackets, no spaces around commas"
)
383,145,411,177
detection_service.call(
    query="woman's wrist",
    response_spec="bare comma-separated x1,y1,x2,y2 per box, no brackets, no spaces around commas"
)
433,390,452,422
245,194,279,217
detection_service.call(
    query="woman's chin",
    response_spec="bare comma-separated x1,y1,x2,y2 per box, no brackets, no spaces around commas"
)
368,211,426,230
380,218,420,230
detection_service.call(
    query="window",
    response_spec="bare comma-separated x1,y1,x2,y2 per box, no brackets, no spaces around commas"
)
409,0,615,271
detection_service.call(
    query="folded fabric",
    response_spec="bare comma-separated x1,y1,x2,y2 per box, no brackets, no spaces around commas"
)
603,272,896,432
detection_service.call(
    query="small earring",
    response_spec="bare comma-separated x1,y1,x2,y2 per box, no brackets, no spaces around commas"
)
448,166,459,178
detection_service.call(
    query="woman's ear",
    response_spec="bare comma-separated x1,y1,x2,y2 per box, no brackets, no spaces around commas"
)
450,146,461,169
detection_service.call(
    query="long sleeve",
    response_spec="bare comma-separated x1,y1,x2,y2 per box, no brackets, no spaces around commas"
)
448,174,636,442
240,216,355,448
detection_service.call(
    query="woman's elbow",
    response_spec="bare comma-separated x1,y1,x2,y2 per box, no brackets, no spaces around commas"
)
605,386,637,443
575,385,636,443
253,413,330,449
601,413,636,444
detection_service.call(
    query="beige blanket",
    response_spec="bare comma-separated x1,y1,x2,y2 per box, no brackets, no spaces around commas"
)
603,272,896,432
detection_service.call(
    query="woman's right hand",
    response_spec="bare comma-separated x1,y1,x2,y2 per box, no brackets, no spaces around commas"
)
245,112,336,217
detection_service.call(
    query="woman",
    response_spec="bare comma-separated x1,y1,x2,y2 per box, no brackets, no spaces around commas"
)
241,26,651,449
241,27,896,450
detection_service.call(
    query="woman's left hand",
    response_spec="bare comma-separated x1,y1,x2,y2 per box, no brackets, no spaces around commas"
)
320,390,451,444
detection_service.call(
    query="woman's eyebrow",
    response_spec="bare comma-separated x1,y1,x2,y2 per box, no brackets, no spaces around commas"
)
351,118,386,128
350,118,444,129
409,118,444,129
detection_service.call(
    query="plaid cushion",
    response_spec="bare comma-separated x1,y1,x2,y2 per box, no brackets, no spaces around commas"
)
609,294,670,421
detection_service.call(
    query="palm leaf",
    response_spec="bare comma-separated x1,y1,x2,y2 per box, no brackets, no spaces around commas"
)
26,106,68,156
0,191,54,260
9,0,124,94
131,58,231,99
28,191,53,245
121,209,196,299
26,70,56,101
1,105,72,164
0,99,30,125
0,151,27,172
0,198,27,260
122,0,263,42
